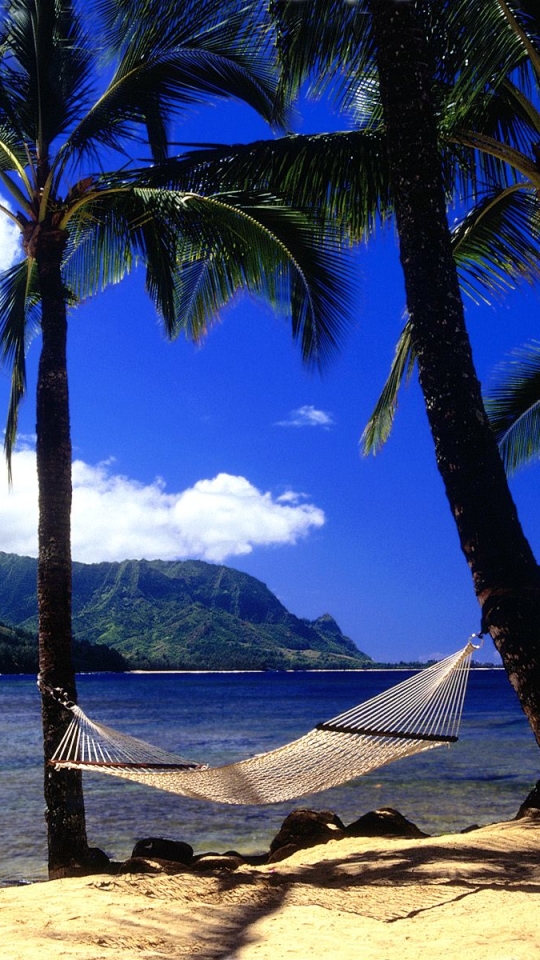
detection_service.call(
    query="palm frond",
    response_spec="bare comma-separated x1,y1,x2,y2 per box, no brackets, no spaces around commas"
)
268,0,373,115
406,1,540,205
452,186,540,303
0,121,29,173
124,130,393,241
63,48,278,166
62,183,354,367
484,340,540,474
137,187,353,366
62,1,279,165
0,0,94,149
361,180,540,454
442,82,540,193
62,195,136,302
97,0,273,70
434,0,535,105
360,318,415,456
343,66,383,130
0,257,40,473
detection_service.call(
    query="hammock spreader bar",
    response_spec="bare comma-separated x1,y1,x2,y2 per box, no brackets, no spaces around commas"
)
315,722,459,742
48,638,479,806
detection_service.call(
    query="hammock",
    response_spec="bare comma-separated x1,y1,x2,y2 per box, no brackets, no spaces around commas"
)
50,640,477,805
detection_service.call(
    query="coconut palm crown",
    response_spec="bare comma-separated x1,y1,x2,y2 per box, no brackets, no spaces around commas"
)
360,0,540,454
165,1,540,455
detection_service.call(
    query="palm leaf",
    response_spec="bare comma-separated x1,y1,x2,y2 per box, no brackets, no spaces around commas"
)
131,187,353,365
129,130,393,240
0,257,40,473
484,340,540,474
0,126,32,213
362,184,540,454
268,0,373,115
443,81,540,195
0,0,94,149
62,2,279,166
177,192,352,365
62,194,136,301
452,186,540,303
64,183,353,367
361,318,415,456
436,0,536,103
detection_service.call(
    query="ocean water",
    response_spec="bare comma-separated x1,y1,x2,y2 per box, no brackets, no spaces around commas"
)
1,668,539,886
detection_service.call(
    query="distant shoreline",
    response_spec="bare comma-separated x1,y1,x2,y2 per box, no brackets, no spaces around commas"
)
126,664,503,675
1,664,503,677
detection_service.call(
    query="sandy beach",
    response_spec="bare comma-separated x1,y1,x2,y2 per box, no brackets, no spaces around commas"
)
1,813,539,960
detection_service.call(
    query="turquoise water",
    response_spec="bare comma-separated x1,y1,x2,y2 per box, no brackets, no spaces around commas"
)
1,669,538,885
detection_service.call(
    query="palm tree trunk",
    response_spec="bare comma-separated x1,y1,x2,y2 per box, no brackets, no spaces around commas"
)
35,226,91,878
367,0,540,744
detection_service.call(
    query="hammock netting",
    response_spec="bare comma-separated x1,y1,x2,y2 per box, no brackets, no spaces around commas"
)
50,641,476,805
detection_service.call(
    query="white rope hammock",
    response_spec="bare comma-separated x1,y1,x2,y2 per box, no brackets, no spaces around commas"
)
50,640,477,805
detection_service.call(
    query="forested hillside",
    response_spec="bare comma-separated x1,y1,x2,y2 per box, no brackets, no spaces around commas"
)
0,553,372,671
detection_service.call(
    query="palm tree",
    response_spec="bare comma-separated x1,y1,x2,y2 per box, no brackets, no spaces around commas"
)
178,1,540,459
362,0,540,454
0,0,350,878
284,0,540,747
165,0,540,747
365,1,540,737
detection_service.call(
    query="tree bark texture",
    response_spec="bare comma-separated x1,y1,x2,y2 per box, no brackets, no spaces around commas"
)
368,0,540,744
36,226,90,878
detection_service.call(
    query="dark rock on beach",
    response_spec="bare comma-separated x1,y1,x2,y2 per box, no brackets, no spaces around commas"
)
268,808,346,862
131,837,193,864
117,807,429,876
223,850,269,866
345,807,429,839
515,780,540,819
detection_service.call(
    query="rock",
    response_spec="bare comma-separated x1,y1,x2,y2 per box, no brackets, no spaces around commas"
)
268,808,346,860
131,837,193,864
515,781,540,819
345,807,429,838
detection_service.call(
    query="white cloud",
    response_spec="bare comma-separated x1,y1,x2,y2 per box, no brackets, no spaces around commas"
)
276,405,335,429
0,205,22,271
0,450,325,564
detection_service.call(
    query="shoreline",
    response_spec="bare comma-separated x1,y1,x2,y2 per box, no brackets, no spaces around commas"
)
2,664,504,677
1,815,539,959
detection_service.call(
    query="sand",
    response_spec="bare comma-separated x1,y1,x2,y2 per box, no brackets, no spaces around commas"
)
1,816,539,960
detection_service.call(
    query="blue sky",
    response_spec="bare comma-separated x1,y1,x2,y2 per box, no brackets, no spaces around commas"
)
0,96,539,664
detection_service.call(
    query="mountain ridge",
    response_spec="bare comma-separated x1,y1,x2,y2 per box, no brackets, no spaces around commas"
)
0,552,372,671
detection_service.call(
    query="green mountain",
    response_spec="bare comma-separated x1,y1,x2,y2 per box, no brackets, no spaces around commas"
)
0,553,372,671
